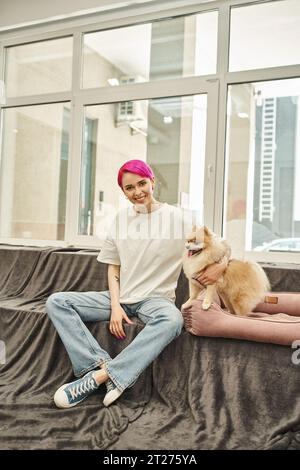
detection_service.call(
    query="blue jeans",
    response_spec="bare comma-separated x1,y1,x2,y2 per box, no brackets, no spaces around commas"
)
45,291,183,391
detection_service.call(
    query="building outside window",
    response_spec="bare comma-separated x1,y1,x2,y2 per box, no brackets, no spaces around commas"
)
225,78,300,258
224,0,300,261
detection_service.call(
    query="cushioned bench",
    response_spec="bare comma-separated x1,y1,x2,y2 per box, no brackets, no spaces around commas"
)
1,243,300,450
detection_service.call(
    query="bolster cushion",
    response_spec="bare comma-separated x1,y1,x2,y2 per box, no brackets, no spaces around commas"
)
182,292,300,346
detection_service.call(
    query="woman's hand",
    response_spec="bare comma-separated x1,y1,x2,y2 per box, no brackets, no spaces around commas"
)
181,300,193,311
110,304,134,339
193,258,228,286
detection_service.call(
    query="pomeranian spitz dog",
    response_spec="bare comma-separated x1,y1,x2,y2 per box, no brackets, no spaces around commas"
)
182,226,270,316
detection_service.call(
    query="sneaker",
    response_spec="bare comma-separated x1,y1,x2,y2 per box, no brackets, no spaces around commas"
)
105,378,115,393
54,371,99,408
103,379,123,407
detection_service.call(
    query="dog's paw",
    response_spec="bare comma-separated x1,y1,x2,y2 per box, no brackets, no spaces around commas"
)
202,300,211,310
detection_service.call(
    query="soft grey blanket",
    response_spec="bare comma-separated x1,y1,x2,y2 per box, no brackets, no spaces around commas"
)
0,244,300,450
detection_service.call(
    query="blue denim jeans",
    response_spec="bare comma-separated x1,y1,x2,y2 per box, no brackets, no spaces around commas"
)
45,291,183,391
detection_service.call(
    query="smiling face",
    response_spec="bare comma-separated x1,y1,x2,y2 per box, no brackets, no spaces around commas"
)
121,171,155,208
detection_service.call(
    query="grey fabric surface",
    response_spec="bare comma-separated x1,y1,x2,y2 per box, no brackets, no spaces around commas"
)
261,263,300,292
0,244,300,450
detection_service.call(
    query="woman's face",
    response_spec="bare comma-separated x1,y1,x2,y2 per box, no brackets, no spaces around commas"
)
122,172,155,207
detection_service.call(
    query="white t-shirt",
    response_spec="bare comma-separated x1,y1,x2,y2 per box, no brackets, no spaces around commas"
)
97,203,191,304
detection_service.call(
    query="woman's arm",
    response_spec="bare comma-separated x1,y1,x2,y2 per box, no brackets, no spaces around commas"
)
193,242,231,286
108,264,133,339
193,257,228,285
108,264,121,308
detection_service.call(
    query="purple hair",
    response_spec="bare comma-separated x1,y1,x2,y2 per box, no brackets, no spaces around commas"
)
117,159,154,188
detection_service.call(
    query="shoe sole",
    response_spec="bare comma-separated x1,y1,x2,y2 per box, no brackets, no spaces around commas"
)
103,388,123,407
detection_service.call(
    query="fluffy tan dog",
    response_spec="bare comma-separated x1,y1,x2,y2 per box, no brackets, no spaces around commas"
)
182,226,270,315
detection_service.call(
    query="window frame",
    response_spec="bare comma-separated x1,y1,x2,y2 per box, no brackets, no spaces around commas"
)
0,0,299,264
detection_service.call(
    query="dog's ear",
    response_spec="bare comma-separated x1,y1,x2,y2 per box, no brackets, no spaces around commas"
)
203,226,212,236
195,226,205,243
195,226,210,243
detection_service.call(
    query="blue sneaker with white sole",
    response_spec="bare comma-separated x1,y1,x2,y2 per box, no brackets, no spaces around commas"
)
54,370,99,408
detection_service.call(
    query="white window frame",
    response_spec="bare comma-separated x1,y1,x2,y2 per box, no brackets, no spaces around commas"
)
0,0,299,264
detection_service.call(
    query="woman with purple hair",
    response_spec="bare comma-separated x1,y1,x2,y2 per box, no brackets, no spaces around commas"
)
46,159,226,408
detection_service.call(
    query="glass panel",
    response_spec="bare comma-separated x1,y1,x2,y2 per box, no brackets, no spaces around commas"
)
224,78,300,256
229,0,300,72
5,37,73,97
82,11,218,89
0,103,71,240
79,94,207,237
